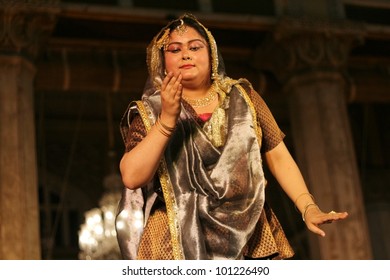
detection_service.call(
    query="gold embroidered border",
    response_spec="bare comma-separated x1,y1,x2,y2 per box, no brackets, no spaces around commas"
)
134,101,152,131
234,85,263,146
134,101,184,260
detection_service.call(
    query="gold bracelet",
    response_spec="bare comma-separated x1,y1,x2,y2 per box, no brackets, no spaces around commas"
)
158,114,175,132
155,118,171,137
294,193,315,212
302,203,319,222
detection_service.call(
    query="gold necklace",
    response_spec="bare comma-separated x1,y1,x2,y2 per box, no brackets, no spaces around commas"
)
183,84,218,108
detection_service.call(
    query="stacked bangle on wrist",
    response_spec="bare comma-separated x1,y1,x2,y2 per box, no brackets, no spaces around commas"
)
302,203,319,222
294,192,319,222
155,114,175,137
294,192,315,210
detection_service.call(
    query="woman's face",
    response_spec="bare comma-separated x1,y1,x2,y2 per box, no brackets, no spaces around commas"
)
164,26,211,87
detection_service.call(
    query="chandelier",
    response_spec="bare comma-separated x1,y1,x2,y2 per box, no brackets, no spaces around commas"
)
78,155,123,260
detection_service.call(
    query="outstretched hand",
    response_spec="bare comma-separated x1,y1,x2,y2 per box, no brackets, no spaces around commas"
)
304,207,349,237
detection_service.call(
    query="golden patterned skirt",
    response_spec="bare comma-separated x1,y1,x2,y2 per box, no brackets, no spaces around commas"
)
137,202,294,260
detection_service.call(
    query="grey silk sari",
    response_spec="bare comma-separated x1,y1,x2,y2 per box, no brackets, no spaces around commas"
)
116,83,265,259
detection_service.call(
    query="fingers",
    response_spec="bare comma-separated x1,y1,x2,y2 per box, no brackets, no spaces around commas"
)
162,72,182,97
313,210,348,223
160,72,182,121
306,210,349,237
173,75,183,99
321,211,349,224
161,72,173,91
309,224,326,237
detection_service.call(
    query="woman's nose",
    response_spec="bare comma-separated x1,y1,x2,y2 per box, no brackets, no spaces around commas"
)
182,52,191,60
182,48,191,60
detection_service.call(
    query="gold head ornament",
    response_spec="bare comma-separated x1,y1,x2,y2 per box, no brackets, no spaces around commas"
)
176,19,188,36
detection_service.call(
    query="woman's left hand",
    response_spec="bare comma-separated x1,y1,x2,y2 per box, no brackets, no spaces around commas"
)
304,206,349,237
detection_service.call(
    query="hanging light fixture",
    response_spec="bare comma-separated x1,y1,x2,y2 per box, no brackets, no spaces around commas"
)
78,92,123,260
78,154,123,259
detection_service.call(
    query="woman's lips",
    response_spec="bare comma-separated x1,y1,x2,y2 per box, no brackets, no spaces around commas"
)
180,64,194,69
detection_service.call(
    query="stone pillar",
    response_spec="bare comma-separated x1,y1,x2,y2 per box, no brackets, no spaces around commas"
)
0,0,58,259
255,19,372,259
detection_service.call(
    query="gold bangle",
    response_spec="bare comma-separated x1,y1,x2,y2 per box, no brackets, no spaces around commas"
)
155,118,171,137
158,114,175,132
294,193,315,211
302,203,318,222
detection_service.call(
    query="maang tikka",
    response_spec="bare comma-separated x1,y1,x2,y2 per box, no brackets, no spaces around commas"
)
176,19,187,36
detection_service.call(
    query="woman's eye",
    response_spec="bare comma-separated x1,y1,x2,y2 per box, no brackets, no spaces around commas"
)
190,46,202,51
167,48,180,53
166,45,181,53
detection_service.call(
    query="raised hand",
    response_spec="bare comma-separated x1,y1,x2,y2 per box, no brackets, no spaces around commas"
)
160,72,183,127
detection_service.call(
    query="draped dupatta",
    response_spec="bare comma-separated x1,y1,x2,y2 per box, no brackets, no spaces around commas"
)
116,82,266,260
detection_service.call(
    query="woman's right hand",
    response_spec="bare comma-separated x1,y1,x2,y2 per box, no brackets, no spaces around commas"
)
160,72,182,127
120,72,183,190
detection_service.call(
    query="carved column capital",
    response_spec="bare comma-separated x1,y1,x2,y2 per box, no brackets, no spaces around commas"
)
0,0,60,60
254,17,365,83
